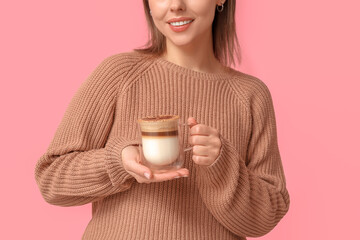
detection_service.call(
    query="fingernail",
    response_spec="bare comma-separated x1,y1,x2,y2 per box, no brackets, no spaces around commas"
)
183,175,189,178
174,176,181,179
144,172,151,179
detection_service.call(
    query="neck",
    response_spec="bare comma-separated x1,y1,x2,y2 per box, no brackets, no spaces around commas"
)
162,30,225,74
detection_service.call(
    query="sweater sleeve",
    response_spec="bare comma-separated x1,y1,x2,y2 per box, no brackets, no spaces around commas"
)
34,55,139,207
194,82,290,237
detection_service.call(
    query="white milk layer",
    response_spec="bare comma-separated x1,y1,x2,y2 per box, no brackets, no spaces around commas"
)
142,136,179,165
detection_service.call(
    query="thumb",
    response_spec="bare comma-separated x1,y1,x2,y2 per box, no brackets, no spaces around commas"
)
187,117,198,128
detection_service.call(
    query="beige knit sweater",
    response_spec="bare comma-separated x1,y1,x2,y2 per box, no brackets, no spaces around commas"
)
35,51,290,240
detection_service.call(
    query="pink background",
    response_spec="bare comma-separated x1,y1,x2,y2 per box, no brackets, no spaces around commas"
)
1,0,359,239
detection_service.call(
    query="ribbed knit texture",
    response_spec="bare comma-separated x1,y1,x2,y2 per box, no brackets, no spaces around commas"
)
35,51,290,240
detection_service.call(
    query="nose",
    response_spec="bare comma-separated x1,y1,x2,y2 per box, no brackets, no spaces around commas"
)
169,0,186,12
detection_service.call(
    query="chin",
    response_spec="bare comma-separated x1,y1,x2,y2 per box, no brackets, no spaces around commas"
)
166,36,196,47
170,40,193,47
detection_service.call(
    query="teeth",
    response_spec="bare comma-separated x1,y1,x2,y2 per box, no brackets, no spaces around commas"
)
170,20,193,26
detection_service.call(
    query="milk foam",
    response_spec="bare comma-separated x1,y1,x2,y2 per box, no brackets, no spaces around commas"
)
142,136,180,165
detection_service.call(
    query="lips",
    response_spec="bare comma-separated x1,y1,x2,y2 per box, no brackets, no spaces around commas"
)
167,17,195,33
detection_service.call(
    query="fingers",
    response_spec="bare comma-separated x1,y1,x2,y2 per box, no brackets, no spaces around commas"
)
151,168,189,182
175,168,189,176
128,168,189,184
187,117,198,127
192,145,209,156
189,135,208,145
189,124,219,137
124,156,153,180
187,117,220,138
189,136,221,151
192,155,213,166
124,156,190,183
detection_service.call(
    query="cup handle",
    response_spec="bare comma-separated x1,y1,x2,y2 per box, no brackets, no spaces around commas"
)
180,123,193,152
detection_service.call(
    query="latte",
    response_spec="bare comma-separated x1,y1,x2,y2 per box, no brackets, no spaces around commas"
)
137,115,181,166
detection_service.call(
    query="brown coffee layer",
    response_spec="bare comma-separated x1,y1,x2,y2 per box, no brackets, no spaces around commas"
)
141,130,178,137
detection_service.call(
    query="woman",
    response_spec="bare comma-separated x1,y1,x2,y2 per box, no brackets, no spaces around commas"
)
35,0,290,239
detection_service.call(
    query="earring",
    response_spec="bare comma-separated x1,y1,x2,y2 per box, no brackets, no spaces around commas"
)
217,4,224,12
150,10,152,16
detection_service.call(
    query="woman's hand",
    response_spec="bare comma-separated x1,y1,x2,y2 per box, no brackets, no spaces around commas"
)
121,145,189,183
187,117,222,167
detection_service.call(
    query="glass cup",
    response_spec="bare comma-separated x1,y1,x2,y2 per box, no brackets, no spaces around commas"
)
137,115,193,173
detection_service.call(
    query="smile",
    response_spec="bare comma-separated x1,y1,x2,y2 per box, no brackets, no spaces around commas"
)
168,19,194,32
169,20,194,26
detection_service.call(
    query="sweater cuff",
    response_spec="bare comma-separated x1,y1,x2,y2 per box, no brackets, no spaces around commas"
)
196,134,242,186
105,137,141,187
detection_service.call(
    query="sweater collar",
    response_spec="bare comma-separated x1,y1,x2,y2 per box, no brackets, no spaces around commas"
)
154,56,236,81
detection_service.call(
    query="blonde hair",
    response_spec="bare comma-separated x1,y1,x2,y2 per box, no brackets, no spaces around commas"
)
134,0,241,67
